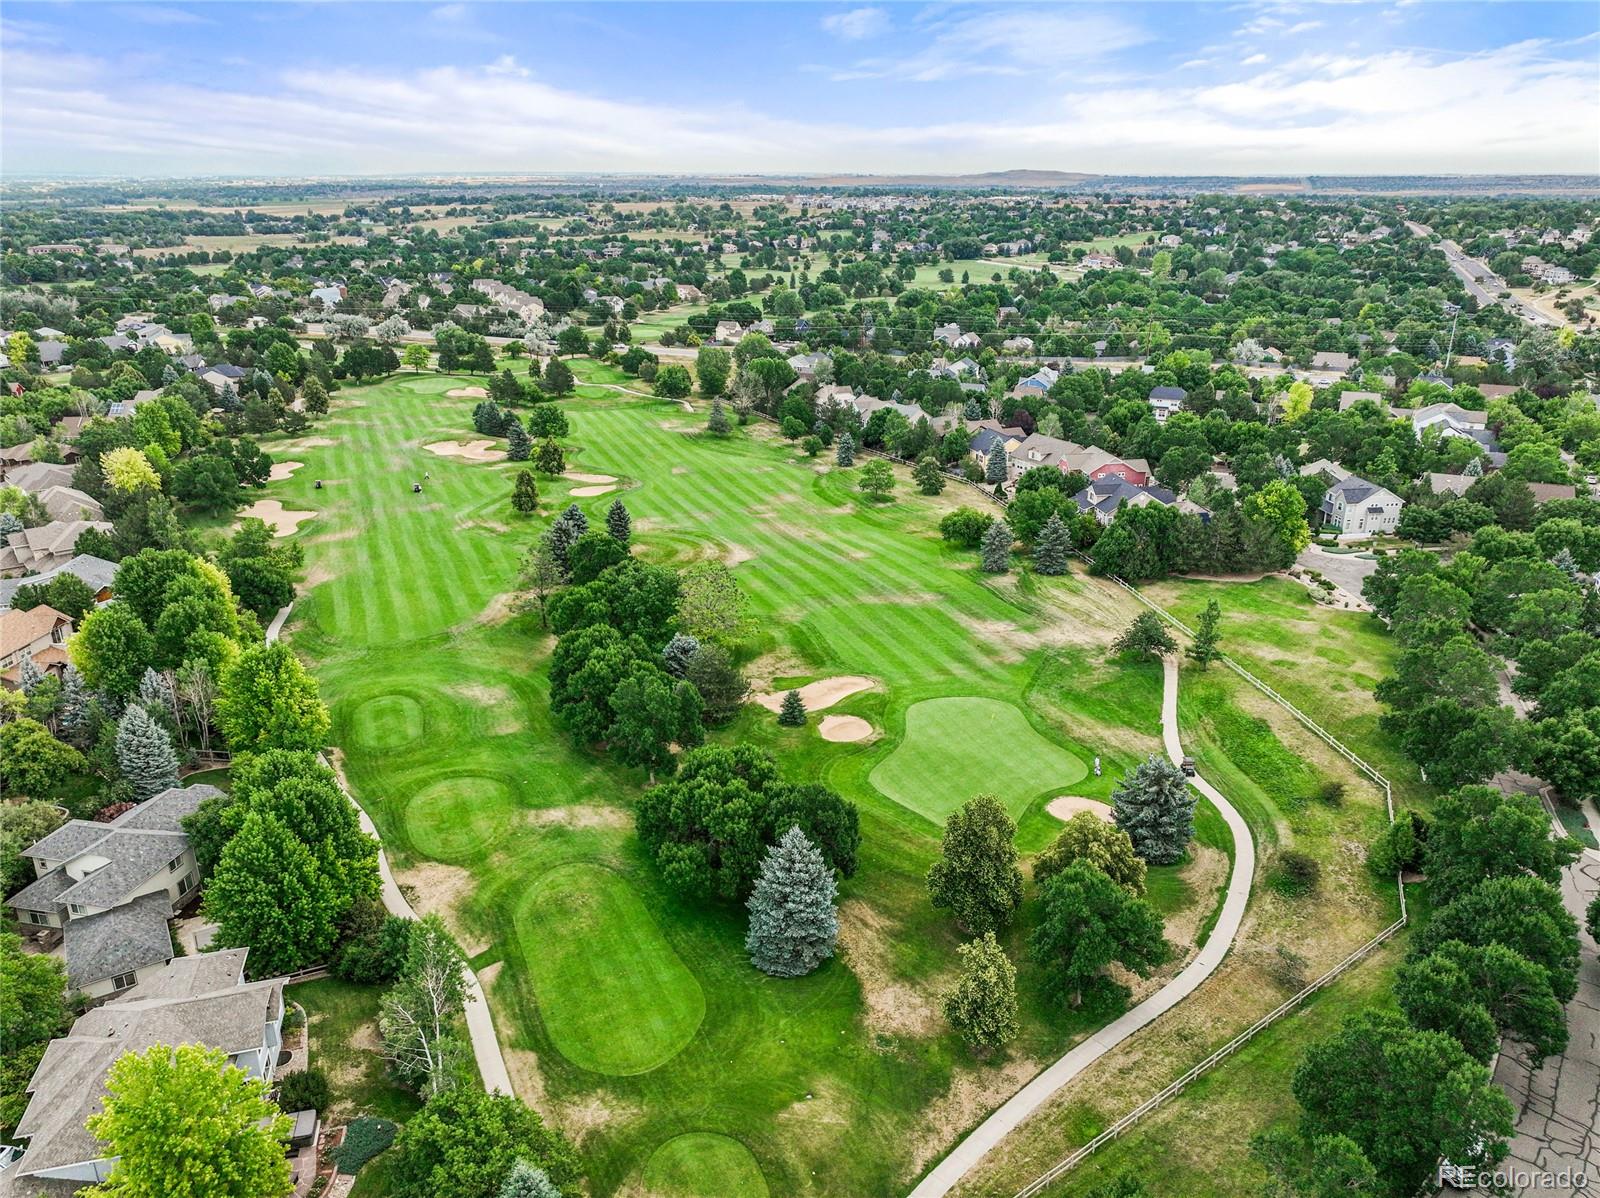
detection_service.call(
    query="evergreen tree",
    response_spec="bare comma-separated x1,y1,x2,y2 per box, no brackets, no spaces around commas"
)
963,396,985,420
205,810,337,977
1187,599,1222,669
980,521,1012,573
1034,512,1071,575
505,418,532,462
116,704,179,801
836,430,855,467
512,470,539,515
301,376,330,415
1112,611,1177,659
58,665,91,745
1111,754,1196,866
661,633,701,678
498,1160,563,1198
707,397,731,436
534,438,565,474
605,499,632,544
547,505,589,571
942,932,1019,1054
138,667,175,723
777,689,806,727
927,795,1024,935
985,440,1008,484
745,826,838,978
18,656,43,696
913,455,946,495
543,357,575,396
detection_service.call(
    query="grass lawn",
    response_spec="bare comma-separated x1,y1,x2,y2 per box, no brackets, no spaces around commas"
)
518,863,705,1076
641,1132,769,1197
270,369,1195,1195
286,977,420,1125
869,696,1086,823
183,768,232,791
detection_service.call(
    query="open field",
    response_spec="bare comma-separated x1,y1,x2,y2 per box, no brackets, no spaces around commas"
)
287,977,421,1125
268,370,1244,1195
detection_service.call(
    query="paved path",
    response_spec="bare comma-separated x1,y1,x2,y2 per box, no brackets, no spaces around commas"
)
267,601,515,1097
1474,772,1600,1197
909,656,1256,1197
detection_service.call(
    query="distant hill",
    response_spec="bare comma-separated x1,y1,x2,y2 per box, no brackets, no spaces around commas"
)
701,170,1101,189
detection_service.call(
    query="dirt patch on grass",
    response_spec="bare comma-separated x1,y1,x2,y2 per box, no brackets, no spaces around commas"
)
903,1054,1043,1184
524,805,632,831
671,465,690,475
1047,796,1114,823
724,543,756,567
236,499,317,537
446,386,489,398
837,900,944,1039
1164,843,1231,954
449,682,521,734
970,619,1055,661
819,714,873,742
501,1045,551,1115
302,562,337,588
396,860,489,956
275,436,335,451
306,527,359,544
570,484,617,497
425,439,505,462
752,674,875,713
269,459,304,482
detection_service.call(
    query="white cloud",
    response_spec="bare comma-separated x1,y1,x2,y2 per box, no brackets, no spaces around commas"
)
1241,52,1269,65
120,6,212,25
429,4,468,22
2,39,1594,177
821,7,888,41
485,55,529,78
830,9,1150,81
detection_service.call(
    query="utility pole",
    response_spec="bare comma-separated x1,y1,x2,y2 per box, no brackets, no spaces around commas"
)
1443,308,1460,371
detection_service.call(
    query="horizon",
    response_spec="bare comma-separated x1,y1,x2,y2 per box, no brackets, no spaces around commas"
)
4,0,1598,179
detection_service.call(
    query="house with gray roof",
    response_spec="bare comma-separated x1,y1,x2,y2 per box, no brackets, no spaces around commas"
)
1319,474,1405,536
0,461,74,495
0,553,116,611
1,519,112,578
6,949,287,1188
8,787,213,999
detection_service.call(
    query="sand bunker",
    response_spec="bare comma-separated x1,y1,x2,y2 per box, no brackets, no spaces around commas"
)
1047,796,1114,823
563,471,618,485
570,484,617,497
819,715,872,743
268,460,304,482
446,386,488,398
753,675,874,713
236,500,317,538
425,439,505,462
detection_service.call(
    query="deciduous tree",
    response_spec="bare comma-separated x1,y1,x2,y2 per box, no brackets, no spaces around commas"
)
206,810,337,977
942,932,1019,1054
1187,599,1222,669
1030,860,1169,1008
926,795,1024,935
217,643,330,753
388,1088,580,1198
1035,812,1147,894
1112,611,1177,660
512,470,539,515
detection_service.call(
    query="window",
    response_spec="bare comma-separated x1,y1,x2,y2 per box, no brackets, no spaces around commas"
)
69,903,85,916
24,911,46,926
168,855,183,873
112,972,136,991
180,872,198,894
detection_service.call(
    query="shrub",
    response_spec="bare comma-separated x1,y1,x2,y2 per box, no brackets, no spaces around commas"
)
1313,781,1346,807
1269,849,1321,898
1367,810,1429,877
333,1116,397,1174
95,801,136,823
275,1068,331,1115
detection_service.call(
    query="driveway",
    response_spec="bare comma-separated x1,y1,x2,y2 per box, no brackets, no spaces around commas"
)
1297,544,1378,610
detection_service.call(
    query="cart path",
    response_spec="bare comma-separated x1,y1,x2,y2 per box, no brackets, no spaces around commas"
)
268,603,515,1097
908,655,1256,1198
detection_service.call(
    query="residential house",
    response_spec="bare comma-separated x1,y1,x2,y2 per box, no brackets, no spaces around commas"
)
1148,385,1186,424
0,604,73,687
35,341,67,368
786,352,831,381
7,786,215,997
309,285,346,309
34,485,103,523
1320,475,1405,536
1526,482,1579,506
1009,366,1059,398
967,423,1027,470
713,321,745,344
207,294,244,313
1008,435,1150,485
106,390,161,419
674,284,705,303
1410,402,1487,437
470,279,545,322
6,949,287,1187
1299,458,1351,483
1311,351,1355,373
1477,383,1521,401
51,415,90,442
1426,472,1475,498
197,365,247,394
1001,336,1035,355
1073,478,1206,526
1337,390,1386,412
1,520,111,577
0,553,116,612
1,461,74,494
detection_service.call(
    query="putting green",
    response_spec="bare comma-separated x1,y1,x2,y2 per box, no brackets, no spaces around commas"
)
404,775,515,861
869,696,1087,823
518,863,705,1076
350,694,425,751
641,1132,769,1197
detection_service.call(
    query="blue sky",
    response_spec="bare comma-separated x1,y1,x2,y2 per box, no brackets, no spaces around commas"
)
3,2,1597,177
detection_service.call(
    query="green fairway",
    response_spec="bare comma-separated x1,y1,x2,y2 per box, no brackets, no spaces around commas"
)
641,1133,769,1197
518,863,705,1076
268,370,1196,1194
870,697,1087,823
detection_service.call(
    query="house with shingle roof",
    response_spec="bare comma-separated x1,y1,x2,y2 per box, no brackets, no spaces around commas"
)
1319,474,1405,536
8,787,214,998
6,949,287,1187
1,519,112,577
0,604,73,686
0,553,116,612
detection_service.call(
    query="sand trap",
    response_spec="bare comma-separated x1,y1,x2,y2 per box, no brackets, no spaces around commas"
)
753,675,874,714
236,500,317,538
563,471,618,484
268,460,304,482
1047,796,1114,823
446,386,488,398
424,439,505,462
570,484,616,497
819,715,873,743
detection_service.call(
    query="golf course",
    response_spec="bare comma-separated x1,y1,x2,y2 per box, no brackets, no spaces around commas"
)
262,367,1395,1196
